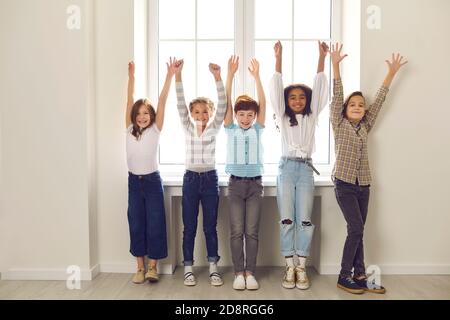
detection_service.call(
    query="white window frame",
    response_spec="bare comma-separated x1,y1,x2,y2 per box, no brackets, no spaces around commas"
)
145,0,342,177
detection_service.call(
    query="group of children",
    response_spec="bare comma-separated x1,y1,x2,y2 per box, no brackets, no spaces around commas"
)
124,41,407,294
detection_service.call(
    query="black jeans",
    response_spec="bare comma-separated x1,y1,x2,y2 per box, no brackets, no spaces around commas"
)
334,179,370,277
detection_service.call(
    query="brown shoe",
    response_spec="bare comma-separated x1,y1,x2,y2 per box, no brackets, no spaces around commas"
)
295,266,310,290
132,269,145,284
281,266,296,289
145,266,159,283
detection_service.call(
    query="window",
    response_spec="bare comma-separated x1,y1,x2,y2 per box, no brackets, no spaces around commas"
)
147,0,339,175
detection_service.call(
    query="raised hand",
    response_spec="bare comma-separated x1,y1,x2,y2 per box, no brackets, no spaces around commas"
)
209,62,221,76
319,41,330,58
166,57,180,77
383,53,408,88
386,53,408,75
248,58,260,79
128,61,135,78
331,43,348,66
274,40,283,59
228,55,239,76
175,59,184,72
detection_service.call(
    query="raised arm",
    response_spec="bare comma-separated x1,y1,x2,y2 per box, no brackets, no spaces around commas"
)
155,57,180,131
270,41,286,118
224,55,239,127
317,41,329,74
209,63,227,128
330,43,348,127
311,41,330,116
249,58,266,126
365,53,408,131
174,60,192,131
126,61,135,128
275,40,282,74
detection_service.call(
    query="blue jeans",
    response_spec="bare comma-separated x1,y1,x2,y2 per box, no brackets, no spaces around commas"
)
276,158,315,257
334,179,370,277
182,170,220,266
127,171,168,259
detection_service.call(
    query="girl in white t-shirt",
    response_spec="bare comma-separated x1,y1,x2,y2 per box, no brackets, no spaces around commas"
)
125,58,181,284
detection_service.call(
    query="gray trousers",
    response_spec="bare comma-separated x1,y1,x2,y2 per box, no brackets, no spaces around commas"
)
227,177,264,274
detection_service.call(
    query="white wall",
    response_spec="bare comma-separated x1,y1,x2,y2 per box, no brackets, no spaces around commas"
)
1,0,449,280
0,0,97,280
359,0,450,271
94,0,136,272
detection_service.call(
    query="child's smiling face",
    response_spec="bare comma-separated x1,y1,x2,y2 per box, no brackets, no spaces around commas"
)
287,88,307,114
191,102,212,127
235,110,256,129
136,105,151,129
346,95,366,122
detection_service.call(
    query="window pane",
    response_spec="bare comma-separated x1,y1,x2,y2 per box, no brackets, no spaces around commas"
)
255,40,293,87
294,0,331,39
312,111,330,164
255,0,292,39
159,41,196,99
159,42,195,164
197,41,234,98
197,0,234,39
263,125,283,164
159,0,195,39
293,41,320,86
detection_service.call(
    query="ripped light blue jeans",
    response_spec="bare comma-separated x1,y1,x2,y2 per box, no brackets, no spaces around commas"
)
276,158,315,257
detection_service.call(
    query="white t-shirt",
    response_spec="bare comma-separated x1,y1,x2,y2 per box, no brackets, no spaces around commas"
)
269,72,329,159
126,124,160,175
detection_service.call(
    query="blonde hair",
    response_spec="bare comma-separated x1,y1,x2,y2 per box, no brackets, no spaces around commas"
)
189,97,215,113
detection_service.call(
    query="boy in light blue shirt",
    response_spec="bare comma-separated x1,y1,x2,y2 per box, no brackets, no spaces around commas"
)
224,56,266,291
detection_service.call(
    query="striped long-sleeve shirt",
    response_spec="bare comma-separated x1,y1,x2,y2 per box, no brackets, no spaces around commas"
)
176,80,227,172
331,78,389,186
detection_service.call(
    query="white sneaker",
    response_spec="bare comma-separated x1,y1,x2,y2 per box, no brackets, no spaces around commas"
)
232,274,246,290
295,266,310,290
184,272,197,286
245,274,259,290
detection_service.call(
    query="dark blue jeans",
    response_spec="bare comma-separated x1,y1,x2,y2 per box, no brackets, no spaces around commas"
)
182,170,220,266
334,179,370,278
128,171,167,260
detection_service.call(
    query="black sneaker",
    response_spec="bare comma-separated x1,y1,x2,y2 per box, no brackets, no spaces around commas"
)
353,277,386,294
337,276,365,294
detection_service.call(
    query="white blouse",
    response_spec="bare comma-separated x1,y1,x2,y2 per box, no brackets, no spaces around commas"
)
269,72,329,159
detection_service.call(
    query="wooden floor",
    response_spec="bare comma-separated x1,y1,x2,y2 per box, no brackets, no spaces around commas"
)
1,267,449,300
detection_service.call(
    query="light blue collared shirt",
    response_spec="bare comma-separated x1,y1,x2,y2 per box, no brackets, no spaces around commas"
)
225,122,264,177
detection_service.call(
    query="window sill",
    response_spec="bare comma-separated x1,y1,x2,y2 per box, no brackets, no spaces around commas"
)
159,164,334,187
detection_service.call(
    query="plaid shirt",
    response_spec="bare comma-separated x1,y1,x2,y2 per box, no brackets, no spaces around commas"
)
330,79,389,186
